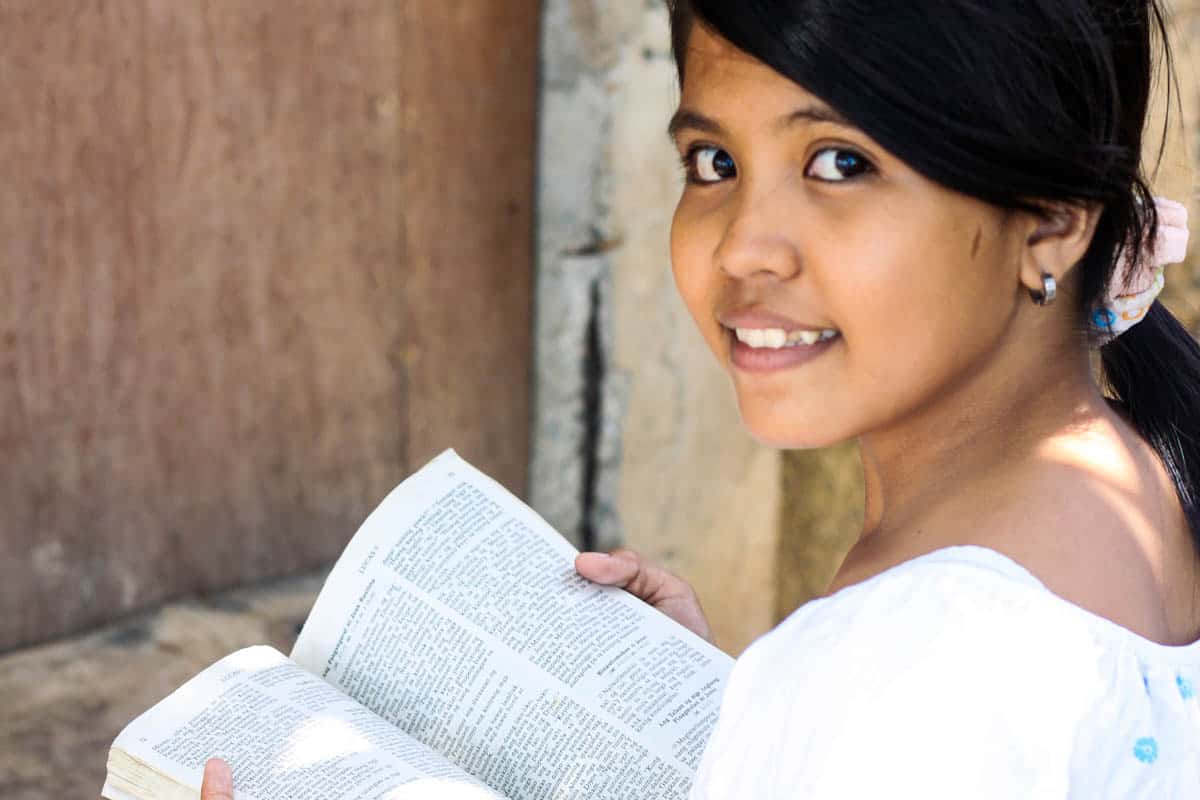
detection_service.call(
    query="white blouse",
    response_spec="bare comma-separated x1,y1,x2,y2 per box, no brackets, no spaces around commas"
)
690,545,1200,799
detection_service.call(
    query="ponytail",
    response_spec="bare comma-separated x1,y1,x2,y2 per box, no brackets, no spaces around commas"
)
1101,302,1200,557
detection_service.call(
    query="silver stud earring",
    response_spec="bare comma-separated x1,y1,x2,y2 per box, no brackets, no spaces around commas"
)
1030,271,1057,306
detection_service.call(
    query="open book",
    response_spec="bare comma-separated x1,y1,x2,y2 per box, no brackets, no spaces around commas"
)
102,449,734,800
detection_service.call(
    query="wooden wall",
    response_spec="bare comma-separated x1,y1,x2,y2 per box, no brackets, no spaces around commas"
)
0,1,539,652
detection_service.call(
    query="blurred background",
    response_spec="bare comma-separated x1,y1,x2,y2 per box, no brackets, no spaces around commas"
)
1,2,1197,797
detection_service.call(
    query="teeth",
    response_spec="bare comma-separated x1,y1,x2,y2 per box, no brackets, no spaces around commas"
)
734,327,839,349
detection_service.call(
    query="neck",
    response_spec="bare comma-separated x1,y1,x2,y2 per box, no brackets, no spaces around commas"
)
854,337,1106,553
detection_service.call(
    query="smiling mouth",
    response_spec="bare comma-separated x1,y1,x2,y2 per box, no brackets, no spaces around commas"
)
724,325,841,373
732,326,841,348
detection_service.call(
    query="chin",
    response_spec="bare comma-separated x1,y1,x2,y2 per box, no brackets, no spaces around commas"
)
738,405,852,450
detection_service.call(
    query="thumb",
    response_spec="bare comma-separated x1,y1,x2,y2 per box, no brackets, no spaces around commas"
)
575,550,640,586
201,758,234,800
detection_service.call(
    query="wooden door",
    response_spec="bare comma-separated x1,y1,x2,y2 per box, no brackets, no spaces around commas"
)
0,0,539,652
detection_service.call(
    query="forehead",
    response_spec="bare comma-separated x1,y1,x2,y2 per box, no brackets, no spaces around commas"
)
680,24,822,112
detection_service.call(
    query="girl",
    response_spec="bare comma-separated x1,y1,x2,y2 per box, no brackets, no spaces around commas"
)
578,0,1200,796
204,0,1199,796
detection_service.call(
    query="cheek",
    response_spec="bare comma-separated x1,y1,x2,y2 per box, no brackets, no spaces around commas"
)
829,234,1012,411
827,209,965,336
747,229,1006,446
670,203,725,352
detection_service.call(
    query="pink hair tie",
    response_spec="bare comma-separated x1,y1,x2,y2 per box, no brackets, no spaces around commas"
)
1090,196,1189,344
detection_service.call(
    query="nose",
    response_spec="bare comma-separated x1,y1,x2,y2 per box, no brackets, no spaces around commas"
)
714,183,802,282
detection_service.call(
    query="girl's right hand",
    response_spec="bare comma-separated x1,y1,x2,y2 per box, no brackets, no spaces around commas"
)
575,548,714,645
201,758,233,800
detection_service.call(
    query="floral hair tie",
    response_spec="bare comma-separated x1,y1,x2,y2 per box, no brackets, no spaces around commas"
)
1090,196,1189,345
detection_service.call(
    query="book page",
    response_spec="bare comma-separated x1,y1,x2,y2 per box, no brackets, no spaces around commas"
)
291,449,735,800
103,646,503,800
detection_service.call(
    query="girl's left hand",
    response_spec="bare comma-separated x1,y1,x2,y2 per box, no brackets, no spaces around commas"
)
200,758,233,800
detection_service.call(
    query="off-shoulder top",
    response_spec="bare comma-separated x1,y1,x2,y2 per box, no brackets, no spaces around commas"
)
690,545,1200,799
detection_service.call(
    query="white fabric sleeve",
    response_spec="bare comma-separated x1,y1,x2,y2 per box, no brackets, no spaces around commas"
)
689,563,1107,800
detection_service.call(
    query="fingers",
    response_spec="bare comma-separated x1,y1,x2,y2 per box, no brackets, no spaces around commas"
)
655,593,714,644
575,548,681,605
200,758,234,800
576,549,715,644
574,550,640,586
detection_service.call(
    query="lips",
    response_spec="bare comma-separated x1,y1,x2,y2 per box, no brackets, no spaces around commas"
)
717,306,841,373
726,326,839,373
718,307,829,332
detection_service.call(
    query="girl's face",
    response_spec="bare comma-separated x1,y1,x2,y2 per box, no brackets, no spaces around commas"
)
669,24,1034,448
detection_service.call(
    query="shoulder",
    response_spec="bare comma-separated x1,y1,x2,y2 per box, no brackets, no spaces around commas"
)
765,545,1102,659
693,551,1107,799
746,549,1108,707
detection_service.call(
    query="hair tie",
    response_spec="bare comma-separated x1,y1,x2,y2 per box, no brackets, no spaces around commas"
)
1090,196,1189,344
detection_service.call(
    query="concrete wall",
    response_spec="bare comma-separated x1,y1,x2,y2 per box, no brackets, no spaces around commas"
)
533,1,781,655
1157,0,1200,324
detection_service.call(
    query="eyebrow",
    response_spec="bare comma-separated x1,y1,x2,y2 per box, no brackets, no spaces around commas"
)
666,104,857,139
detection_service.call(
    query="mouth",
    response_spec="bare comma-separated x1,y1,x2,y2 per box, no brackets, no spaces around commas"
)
733,327,840,348
724,325,841,373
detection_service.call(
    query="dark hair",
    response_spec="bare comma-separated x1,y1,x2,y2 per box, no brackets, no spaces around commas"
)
668,1,1200,556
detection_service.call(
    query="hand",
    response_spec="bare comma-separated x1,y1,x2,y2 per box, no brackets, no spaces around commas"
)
201,758,233,800
575,548,713,644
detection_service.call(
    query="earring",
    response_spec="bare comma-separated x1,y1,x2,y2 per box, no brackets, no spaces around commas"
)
1029,271,1057,306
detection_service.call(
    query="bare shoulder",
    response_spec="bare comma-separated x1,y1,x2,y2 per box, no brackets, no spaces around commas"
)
830,406,1200,645
968,410,1200,647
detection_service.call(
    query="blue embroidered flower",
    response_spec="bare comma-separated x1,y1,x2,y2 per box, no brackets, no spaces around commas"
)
1143,673,1150,694
1177,674,1194,700
1133,737,1158,764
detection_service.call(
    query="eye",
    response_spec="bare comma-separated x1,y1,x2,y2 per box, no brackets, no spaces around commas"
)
806,147,874,182
682,145,737,184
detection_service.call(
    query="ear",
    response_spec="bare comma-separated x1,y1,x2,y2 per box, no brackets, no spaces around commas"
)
1018,201,1102,297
